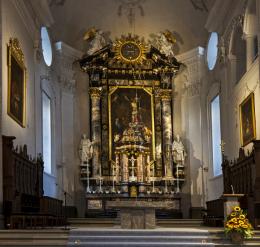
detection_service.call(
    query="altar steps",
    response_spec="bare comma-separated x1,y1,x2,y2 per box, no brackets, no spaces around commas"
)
0,228,259,246
67,228,260,246
0,229,69,246
68,218,203,228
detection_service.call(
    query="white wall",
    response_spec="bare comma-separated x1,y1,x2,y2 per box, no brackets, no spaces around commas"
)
1,0,36,154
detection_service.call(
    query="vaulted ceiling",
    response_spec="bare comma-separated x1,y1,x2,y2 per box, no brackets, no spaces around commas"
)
49,0,215,54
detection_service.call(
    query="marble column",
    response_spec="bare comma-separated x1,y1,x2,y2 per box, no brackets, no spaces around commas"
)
89,87,102,178
160,89,173,178
245,34,256,70
154,89,162,176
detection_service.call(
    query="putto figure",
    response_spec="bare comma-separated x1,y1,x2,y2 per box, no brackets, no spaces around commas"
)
172,134,186,165
79,134,93,163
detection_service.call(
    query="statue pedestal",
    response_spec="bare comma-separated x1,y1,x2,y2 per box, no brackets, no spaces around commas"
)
106,199,174,229
222,194,244,220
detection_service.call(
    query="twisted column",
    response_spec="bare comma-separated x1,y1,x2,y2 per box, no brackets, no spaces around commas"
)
89,87,102,178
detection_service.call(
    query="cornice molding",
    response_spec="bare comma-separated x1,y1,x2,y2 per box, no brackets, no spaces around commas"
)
176,47,204,63
55,41,83,59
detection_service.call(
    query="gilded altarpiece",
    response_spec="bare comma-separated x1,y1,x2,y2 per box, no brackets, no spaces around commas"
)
79,34,184,218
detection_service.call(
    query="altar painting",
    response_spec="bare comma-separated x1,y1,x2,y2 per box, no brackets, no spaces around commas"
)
109,87,154,160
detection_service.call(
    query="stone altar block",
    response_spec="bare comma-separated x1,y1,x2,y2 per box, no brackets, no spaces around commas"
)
222,194,244,220
106,199,175,229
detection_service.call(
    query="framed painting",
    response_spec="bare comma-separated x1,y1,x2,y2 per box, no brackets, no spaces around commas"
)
108,86,155,161
240,93,256,146
7,38,26,127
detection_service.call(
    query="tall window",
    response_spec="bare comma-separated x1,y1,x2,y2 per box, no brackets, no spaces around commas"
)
210,95,222,176
42,91,52,174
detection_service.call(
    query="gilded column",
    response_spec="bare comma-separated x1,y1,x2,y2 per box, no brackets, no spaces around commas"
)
160,89,173,178
89,87,102,178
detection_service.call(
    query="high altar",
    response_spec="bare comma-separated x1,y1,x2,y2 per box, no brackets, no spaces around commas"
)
78,33,185,222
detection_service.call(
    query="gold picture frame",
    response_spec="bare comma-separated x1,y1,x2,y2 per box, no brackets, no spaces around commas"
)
240,93,256,146
7,38,26,127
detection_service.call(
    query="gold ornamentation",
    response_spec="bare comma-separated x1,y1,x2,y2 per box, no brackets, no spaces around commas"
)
7,38,26,127
89,87,102,98
159,89,172,101
113,34,149,65
8,38,24,64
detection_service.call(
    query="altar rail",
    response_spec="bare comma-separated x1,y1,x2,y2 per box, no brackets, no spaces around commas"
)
217,140,260,227
2,136,65,228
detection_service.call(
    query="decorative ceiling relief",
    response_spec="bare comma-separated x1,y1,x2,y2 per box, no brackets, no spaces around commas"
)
116,0,146,27
49,0,66,7
190,0,208,12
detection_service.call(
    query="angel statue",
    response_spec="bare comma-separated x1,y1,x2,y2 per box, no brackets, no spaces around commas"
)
83,27,106,55
79,134,93,164
172,134,187,165
157,30,176,57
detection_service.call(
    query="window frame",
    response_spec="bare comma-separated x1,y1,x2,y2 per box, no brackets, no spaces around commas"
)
207,83,223,179
40,79,56,176
42,90,52,174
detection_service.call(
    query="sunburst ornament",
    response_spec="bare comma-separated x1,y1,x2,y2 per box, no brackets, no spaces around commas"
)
113,34,149,65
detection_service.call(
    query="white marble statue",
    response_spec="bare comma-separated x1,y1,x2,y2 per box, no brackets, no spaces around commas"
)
79,134,93,163
172,134,186,165
83,27,106,55
158,32,175,57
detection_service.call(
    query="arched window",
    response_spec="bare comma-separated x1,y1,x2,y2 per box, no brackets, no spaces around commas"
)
41,27,53,66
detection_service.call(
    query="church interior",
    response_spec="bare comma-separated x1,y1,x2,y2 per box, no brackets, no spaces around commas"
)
0,0,260,246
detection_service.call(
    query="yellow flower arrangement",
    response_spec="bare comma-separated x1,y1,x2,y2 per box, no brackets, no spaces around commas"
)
224,206,253,239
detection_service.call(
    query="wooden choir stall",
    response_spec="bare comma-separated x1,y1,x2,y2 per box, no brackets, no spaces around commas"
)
204,140,260,228
2,136,65,229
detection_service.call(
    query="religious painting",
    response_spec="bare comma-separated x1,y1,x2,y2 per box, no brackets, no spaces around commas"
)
7,38,26,127
108,86,155,161
240,93,256,146
87,200,102,210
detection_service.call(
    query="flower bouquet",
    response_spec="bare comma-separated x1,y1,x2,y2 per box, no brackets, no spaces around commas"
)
224,206,253,244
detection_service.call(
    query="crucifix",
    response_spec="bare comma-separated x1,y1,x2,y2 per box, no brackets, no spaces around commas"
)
129,155,136,181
